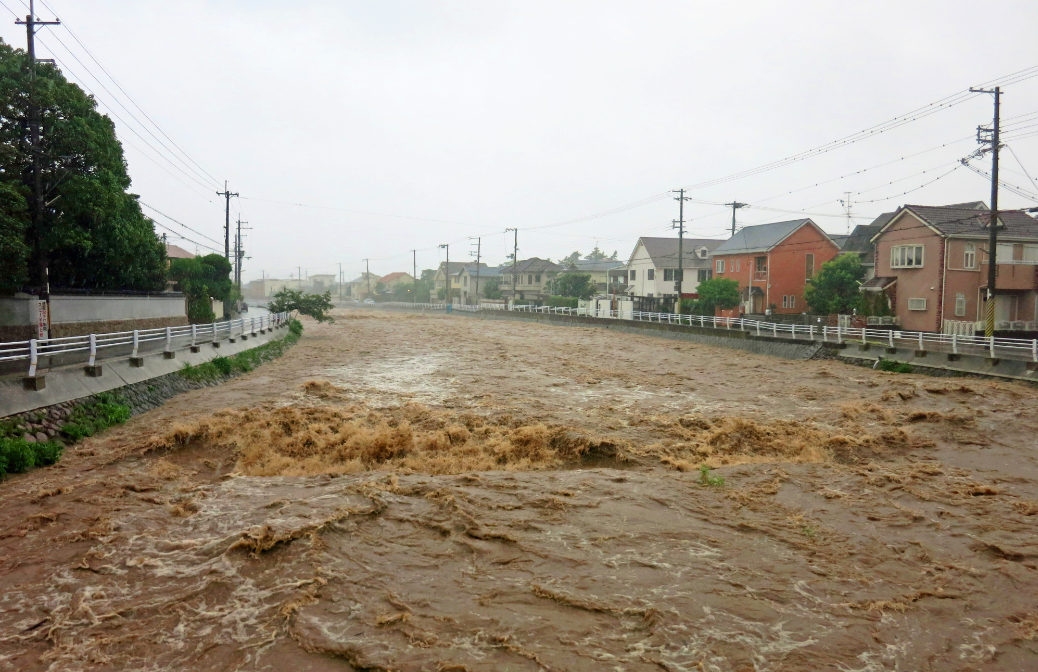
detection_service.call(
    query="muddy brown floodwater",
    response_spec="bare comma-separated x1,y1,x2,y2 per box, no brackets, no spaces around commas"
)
2,309,1038,671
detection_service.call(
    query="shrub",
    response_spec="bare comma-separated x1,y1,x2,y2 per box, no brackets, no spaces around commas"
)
877,359,914,374
289,319,304,336
60,394,131,442
699,464,725,487
33,441,63,466
211,357,233,376
545,296,578,309
0,438,36,473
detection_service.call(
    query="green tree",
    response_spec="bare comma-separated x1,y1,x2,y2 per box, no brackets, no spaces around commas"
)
560,251,582,266
268,288,334,323
554,272,596,299
168,254,233,323
804,253,866,315
0,40,166,294
482,277,502,299
392,280,431,302
584,246,609,261
857,289,892,317
696,278,740,313
420,269,437,283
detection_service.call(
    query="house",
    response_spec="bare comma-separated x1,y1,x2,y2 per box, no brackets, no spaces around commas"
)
309,274,338,294
499,258,564,301
841,215,892,281
711,219,841,315
434,262,492,302
625,237,723,299
459,265,501,304
379,272,414,291
561,259,626,293
344,272,381,299
243,278,292,299
165,243,195,260
863,203,1038,333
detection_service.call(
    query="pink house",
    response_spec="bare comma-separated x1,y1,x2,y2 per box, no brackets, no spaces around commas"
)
863,203,1038,333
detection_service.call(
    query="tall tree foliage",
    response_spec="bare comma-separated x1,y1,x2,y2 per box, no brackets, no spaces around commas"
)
0,40,166,294
168,254,233,323
554,272,596,299
804,254,866,315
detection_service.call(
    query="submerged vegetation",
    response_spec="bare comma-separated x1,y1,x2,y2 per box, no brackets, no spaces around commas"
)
179,318,303,382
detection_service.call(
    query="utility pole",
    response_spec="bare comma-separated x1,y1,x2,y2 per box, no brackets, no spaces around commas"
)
298,266,302,290
438,244,449,303
505,228,518,303
364,259,371,298
411,250,417,303
725,201,749,237
216,180,238,260
672,189,690,308
839,191,853,234
470,237,481,305
234,216,249,290
970,85,1002,337
16,1,60,306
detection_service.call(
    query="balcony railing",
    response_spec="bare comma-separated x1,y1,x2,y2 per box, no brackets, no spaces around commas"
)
753,271,768,281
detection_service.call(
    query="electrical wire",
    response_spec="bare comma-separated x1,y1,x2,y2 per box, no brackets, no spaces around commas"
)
139,201,224,246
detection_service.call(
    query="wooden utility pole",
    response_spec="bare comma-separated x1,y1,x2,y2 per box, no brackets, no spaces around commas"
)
970,86,1001,337
725,201,749,237
16,1,60,300
672,189,690,307
470,237,481,305
505,228,518,302
364,259,371,298
411,250,417,303
216,180,238,260
438,245,449,302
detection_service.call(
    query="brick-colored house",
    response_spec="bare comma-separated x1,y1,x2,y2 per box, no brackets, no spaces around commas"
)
711,218,841,315
862,203,1038,333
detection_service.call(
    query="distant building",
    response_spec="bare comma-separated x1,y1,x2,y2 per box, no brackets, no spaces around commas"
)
712,219,841,315
561,259,626,293
344,272,381,299
164,243,196,260
624,237,722,299
379,272,414,291
309,274,338,294
841,217,890,281
498,258,564,301
459,265,501,304
434,262,492,301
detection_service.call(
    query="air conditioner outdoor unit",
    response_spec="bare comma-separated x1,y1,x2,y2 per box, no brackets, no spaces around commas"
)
996,321,1012,329
1011,321,1026,330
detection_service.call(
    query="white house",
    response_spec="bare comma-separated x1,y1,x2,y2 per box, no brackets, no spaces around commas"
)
625,237,723,298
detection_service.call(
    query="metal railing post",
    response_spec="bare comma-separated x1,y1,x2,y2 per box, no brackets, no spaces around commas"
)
990,336,995,358
952,333,958,354
132,330,140,358
756,322,760,336
773,323,778,337
888,330,894,348
191,324,197,347
836,324,842,342
1033,339,1037,362
823,326,828,342
810,325,815,340
28,338,37,377
862,328,866,345
165,327,172,353
89,333,97,366
918,332,924,351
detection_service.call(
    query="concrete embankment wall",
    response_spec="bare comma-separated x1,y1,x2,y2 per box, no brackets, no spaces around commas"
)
0,323,290,418
0,294,189,340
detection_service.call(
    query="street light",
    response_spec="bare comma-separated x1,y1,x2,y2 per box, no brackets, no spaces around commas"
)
439,244,450,303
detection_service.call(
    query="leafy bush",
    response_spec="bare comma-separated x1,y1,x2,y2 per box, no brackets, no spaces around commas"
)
877,359,914,374
61,393,131,442
211,356,233,376
545,296,578,308
269,289,334,323
0,438,36,474
699,464,725,487
696,278,740,313
804,253,866,315
32,441,63,466
289,319,304,336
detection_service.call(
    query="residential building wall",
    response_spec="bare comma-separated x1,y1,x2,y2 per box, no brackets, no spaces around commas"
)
873,212,946,331
714,224,839,314
626,242,712,298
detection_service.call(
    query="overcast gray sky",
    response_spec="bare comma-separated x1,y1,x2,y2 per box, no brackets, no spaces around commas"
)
5,0,1038,282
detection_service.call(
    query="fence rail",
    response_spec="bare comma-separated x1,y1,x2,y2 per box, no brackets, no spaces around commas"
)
0,313,292,377
370,301,1038,363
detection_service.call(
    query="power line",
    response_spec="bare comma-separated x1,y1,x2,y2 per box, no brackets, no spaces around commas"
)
139,201,223,246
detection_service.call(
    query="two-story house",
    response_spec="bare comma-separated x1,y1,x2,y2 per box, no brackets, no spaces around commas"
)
458,264,501,304
434,262,492,302
862,203,1038,333
499,258,564,301
625,237,722,299
561,259,626,293
711,219,841,315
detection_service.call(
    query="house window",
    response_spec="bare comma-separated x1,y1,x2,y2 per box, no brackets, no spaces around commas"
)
715,260,725,273
890,245,924,268
528,274,533,285
996,242,1015,262
735,259,741,272
955,293,966,317
755,256,767,273
1024,245,1038,263
464,276,468,286
630,270,636,280
535,274,541,283
782,295,788,308
963,243,976,269
908,298,927,311
789,295,795,309
806,254,815,279
698,269,712,282
647,269,655,280
664,269,674,281
697,247,708,259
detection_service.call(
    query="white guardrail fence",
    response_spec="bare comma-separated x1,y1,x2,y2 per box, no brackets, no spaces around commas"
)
0,312,292,377
371,302,1038,363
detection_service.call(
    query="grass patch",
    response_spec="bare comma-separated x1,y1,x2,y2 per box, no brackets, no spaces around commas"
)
60,392,132,442
0,436,65,478
877,359,914,374
699,464,725,487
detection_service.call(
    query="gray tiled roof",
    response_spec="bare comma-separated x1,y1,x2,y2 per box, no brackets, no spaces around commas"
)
504,258,564,274
567,259,625,272
713,219,831,255
636,237,724,269
902,205,1038,239
842,223,885,264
